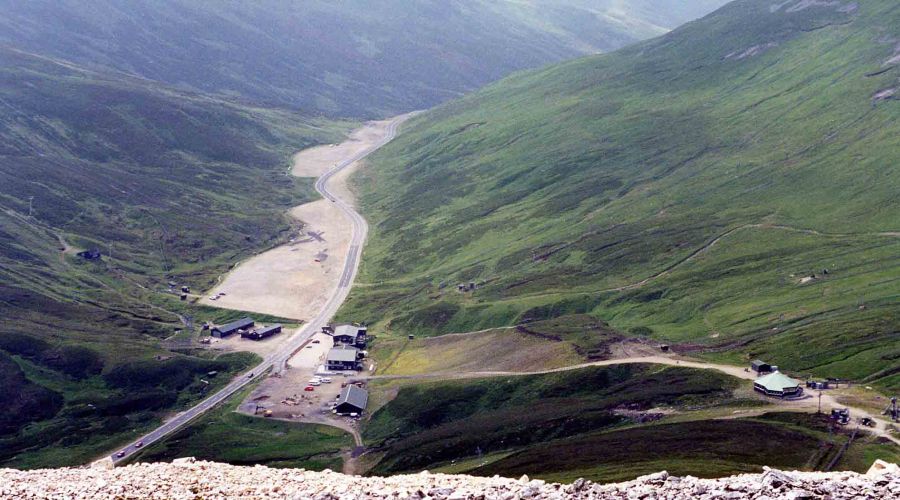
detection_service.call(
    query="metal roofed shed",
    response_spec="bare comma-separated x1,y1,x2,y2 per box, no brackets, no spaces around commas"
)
334,385,368,415
330,323,368,347
754,371,803,398
333,324,359,337
211,317,255,338
750,360,772,373
325,346,361,371
241,324,282,341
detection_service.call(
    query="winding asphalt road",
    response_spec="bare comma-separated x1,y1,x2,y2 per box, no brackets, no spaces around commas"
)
109,114,412,464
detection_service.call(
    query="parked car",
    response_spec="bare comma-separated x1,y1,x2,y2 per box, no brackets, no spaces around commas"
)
312,339,320,344
304,386,315,392
320,377,332,384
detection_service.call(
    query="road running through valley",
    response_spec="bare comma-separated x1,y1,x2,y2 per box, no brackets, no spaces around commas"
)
108,114,413,464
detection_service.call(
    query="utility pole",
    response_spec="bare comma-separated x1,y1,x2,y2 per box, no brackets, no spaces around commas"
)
818,391,822,414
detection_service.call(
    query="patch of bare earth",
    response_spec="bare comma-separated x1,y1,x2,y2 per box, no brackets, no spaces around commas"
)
202,120,395,321
376,328,583,376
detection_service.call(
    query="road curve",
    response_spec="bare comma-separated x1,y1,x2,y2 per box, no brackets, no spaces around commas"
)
109,114,414,464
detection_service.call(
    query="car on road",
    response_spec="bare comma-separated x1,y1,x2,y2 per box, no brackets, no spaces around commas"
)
134,441,144,448
247,372,254,378
304,386,315,392
116,450,126,458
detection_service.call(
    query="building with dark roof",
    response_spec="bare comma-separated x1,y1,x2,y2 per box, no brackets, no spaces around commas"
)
241,324,282,341
211,317,254,338
325,346,361,371
330,324,368,347
334,385,368,415
750,360,773,373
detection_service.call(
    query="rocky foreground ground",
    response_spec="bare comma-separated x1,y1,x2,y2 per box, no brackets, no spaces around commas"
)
1,458,898,499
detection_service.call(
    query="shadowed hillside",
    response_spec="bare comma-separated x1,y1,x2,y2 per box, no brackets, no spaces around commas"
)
0,48,347,467
342,0,900,390
0,0,729,117
362,367,899,481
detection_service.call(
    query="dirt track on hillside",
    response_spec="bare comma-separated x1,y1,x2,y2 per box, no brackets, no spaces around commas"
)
360,353,900,446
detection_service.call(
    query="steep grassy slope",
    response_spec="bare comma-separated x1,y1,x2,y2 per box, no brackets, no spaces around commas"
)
364,365,744,475
342,0,900,390
0,0,728,117
0,48,347,467
363,366,897,481
471,413,900,483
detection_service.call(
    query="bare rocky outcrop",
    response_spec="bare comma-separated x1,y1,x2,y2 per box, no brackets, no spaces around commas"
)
1,459,898,499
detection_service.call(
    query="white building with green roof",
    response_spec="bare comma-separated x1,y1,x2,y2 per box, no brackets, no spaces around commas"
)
753,371,803,398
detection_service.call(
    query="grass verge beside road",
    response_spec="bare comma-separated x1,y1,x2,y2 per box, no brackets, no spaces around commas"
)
131,385,352,470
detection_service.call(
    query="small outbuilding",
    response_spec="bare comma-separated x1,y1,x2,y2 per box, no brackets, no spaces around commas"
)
806,380,830,390
242,324,282,341
77,249,102,261
325,346,361,371
750,360,773,374
334,385,368,415
211,317,255,338
754,371,803,398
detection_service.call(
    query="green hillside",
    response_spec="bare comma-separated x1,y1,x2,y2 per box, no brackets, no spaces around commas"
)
362,367,896,481
0,48,347,467
364,365,743,474
342,0,900,390
0,0,728,117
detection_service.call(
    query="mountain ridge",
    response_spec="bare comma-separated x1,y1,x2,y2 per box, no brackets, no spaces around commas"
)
0,0,730,117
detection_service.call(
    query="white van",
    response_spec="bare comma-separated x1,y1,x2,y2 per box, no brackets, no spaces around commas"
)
320,377,332,384
307,379,321,386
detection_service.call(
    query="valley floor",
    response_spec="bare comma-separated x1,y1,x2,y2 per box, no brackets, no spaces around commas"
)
203,119,396,320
